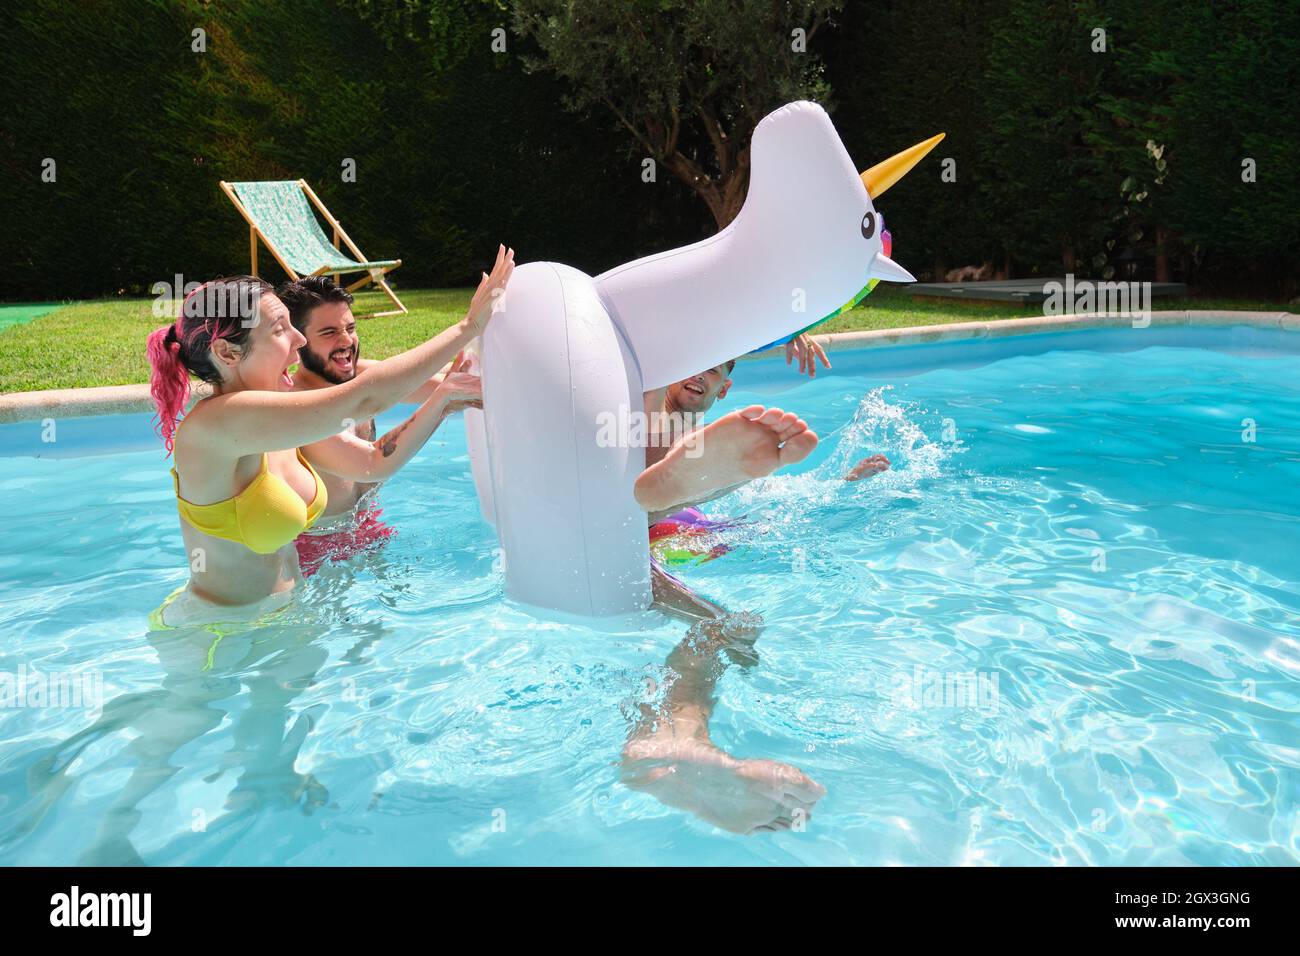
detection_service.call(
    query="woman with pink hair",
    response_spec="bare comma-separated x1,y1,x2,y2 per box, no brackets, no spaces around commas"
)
145,246,513,626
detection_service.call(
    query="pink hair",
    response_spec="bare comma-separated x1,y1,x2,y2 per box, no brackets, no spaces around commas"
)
147,323,189,455
145,277,275,456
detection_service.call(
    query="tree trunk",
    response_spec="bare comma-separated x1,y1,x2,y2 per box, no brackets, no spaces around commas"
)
716,170,749,229
646,102,753,231
1154,225,1169,282
663,149,750,230
658,159,728,231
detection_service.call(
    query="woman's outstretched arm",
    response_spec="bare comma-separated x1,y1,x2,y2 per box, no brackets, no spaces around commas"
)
188,247,513,457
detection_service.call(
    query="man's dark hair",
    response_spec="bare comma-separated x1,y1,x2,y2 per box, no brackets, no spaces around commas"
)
277,276,355,331
723,358,736,375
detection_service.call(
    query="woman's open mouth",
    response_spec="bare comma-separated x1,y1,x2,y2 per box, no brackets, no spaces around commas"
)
281,367,295,388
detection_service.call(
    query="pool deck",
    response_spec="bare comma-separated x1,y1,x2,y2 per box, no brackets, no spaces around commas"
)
1,309,1295,423
906,278,1189,304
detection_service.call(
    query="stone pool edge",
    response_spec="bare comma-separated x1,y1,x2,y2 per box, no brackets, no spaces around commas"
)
2,309,1295,423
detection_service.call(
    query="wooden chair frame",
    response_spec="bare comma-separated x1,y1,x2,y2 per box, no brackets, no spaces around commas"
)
219,179,407,318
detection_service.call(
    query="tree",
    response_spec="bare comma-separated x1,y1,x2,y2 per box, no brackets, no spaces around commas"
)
512,0,842,228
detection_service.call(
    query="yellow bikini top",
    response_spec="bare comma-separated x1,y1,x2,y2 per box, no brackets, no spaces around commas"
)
172,449,328,555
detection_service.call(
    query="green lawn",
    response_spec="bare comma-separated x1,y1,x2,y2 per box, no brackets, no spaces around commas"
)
0,302,62,335
0,285,1294,393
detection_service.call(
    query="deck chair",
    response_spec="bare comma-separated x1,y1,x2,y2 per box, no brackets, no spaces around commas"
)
220,179,407,317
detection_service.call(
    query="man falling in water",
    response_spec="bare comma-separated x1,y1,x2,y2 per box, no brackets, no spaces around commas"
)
622,344,890,835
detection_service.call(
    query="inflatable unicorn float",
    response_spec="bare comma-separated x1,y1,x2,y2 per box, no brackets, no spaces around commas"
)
466,101,942,616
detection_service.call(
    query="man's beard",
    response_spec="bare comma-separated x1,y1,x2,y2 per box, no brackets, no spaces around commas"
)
299,342,360,385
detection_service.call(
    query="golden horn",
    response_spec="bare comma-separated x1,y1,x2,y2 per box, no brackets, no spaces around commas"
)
860,132,946,199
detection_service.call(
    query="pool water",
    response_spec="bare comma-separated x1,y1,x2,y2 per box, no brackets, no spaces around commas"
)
1,325,1298,865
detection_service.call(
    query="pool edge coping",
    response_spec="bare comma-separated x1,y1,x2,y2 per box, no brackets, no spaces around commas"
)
786,308,1298,355
2,309,1295,423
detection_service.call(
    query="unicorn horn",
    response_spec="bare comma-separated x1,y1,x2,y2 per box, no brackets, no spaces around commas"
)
860,132,946,199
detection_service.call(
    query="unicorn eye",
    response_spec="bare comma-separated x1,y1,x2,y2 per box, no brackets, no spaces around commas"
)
861,211,877,240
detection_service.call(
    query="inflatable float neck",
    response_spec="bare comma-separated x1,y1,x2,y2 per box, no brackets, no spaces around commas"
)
595,102,928,390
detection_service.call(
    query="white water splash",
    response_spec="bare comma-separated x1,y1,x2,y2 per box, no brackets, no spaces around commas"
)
731,386,962,516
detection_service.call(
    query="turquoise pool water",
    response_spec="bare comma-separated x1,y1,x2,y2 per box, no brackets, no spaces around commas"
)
1,325,1297,865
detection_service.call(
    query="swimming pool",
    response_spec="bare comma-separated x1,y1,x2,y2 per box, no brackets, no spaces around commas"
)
1,323,1297,865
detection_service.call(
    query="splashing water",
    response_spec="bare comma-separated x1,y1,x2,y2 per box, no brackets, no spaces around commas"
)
727,386,963,542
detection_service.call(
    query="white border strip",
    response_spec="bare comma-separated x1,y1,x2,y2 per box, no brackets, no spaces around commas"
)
1,310,1294,423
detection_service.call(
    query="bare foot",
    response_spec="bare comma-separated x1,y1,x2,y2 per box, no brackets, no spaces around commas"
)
634,405,819,513
623,734,826,834
844,453,891,481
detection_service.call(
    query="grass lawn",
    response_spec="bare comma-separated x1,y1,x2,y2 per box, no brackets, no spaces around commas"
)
0,285,1294,393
